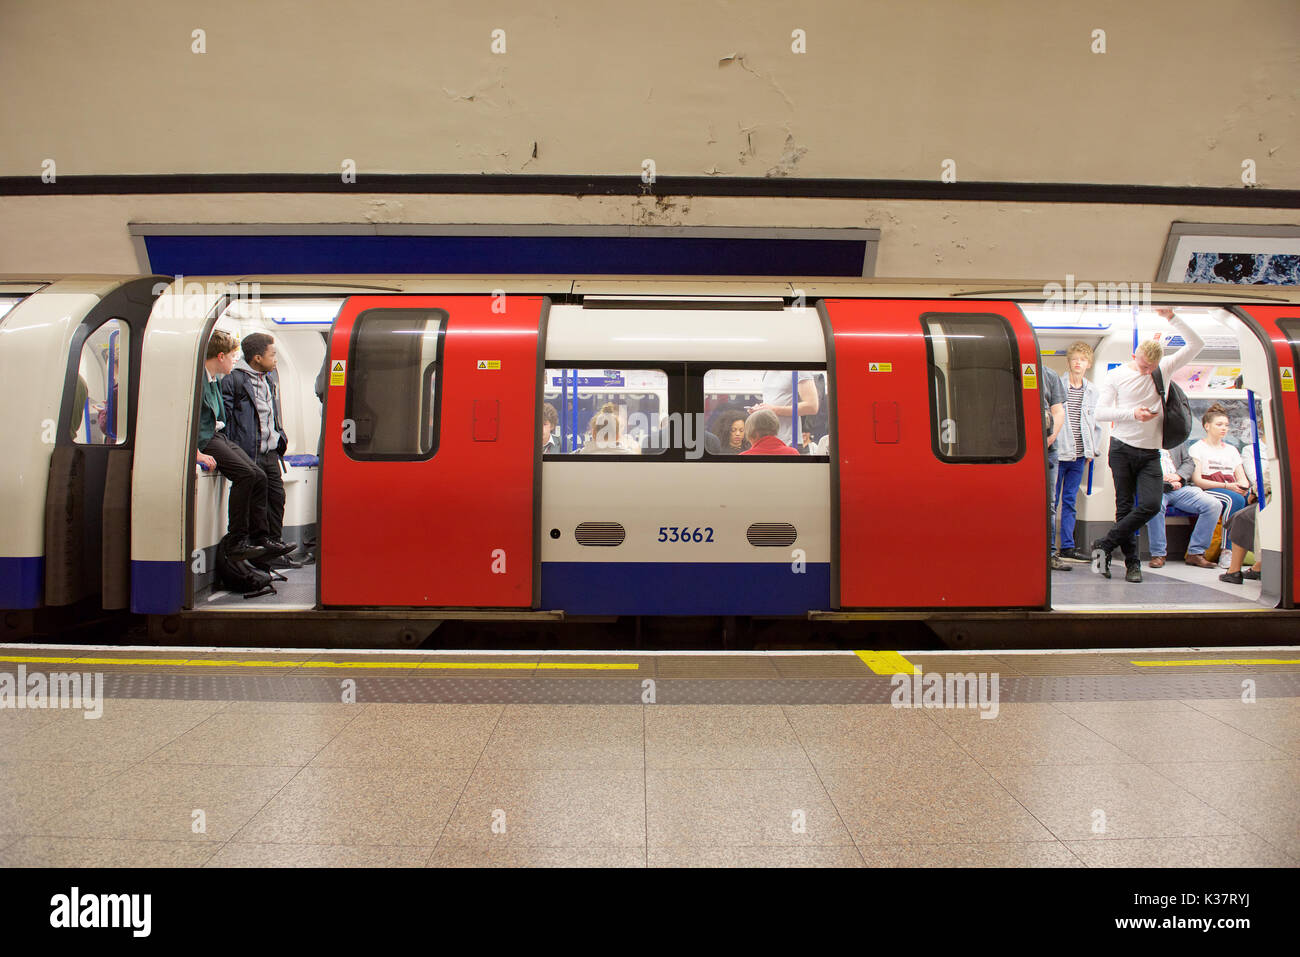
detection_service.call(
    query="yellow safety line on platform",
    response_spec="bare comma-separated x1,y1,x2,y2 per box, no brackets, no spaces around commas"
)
0,655,637,671
854,650,917,675
1130,658,1300,667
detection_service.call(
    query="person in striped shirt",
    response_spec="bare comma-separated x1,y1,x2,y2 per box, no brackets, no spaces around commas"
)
1054,342,1102,562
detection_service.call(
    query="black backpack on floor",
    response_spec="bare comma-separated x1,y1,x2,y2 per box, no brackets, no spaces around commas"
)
1153,366,1193,450
215,541,276,599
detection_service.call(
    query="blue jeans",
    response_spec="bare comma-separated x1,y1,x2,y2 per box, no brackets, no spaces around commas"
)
1145,485,1225,558
1055,458,1089,550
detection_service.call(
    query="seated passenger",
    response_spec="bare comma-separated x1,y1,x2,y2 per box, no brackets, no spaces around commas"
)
739,409,800,456
1190,403,1251,567
1219,508,1263,584
1142,445,1223,569
195,330,283,564
579,403,636,454
710,408,750,454
541,402,559,454
753,370,819,446
1223,423,1271,584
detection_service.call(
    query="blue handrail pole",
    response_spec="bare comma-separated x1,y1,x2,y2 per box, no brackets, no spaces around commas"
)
790,370,799,449
559,369,568,453
106,329,118,441
571,369,579,451
1248,389,1265,511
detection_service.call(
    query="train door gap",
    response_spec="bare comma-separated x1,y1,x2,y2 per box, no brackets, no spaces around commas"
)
1047,305,1285,614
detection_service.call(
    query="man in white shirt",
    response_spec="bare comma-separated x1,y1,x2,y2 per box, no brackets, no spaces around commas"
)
1090,308,1205,581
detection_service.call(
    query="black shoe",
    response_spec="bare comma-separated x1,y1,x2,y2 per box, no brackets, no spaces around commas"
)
1242,568,1261,581
1125,564,1143,583
1050,554,1072,571
252,537,296,558
1089,540,1112,578
1219,570,1244,584
225,538,270,563
1059,547,1090,562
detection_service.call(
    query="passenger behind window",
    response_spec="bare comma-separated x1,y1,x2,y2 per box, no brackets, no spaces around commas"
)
94,346,120,442
541,402,559,454
710,408,750,454
740,409,800,456
751,371,819,447
579,403,638,455
1190,403,1251,568
1142,445,1223,569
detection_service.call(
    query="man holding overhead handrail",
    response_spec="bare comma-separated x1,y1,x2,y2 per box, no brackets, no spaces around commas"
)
1091,308,1204,583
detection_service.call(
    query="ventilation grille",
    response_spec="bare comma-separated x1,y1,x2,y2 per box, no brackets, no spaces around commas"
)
747,523,797,547
574,522,627,546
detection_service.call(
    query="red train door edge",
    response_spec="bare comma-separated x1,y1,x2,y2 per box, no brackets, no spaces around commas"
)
825,299,1047,609
320,295,543,607
1235,305,1297,609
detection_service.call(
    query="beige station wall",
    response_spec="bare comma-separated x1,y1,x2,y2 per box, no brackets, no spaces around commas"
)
1,193,1298,280
1,0,1296,277
3,0,1297,184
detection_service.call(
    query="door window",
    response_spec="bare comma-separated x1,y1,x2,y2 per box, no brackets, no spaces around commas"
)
922,313,1024,462
344,308,446,460
71,319,128,445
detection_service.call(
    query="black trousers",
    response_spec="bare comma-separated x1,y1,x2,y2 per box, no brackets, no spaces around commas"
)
1100,438,1163,564
202,433,268,542
255,450,286,540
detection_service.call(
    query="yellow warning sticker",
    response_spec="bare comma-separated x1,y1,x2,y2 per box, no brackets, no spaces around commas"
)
1282,367,1295,393
329,359,345,387
477,360,501,371
1022,362,1037,389
868,362,893,373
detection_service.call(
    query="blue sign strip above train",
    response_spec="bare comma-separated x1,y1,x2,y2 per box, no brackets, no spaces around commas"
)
550,374,625,387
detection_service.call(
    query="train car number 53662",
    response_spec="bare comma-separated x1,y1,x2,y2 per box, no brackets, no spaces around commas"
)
658,526,715,543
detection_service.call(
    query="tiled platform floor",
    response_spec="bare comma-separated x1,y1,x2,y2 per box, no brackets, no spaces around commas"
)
0,647,1297,868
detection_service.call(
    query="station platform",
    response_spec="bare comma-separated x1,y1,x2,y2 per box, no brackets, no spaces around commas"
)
1,644,1296,868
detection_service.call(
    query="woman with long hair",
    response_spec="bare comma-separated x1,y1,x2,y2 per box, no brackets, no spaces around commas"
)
709,408,749,454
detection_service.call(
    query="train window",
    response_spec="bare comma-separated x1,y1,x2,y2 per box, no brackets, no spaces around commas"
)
543,368,668,455
1281,319,1300,381
922,314,1023,462
703,369,829,456
71,319,128,445
344,308,446,460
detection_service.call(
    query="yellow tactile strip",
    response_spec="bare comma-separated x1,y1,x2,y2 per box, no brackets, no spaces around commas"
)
1130,658,1300,667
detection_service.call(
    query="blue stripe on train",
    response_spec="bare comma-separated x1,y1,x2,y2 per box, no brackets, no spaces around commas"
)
130,560,187,615
541,561,829,616
0,556,44,609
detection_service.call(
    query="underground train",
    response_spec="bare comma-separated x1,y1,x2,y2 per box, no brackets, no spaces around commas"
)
1,274,1297,647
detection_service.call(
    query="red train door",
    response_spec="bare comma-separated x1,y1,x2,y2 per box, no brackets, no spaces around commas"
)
320,295,544,607
823,299,1046,609
1235,304,1298,608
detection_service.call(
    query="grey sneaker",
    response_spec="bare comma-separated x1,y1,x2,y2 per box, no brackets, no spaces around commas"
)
1125,565,1143,583
1050,554,1072,571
